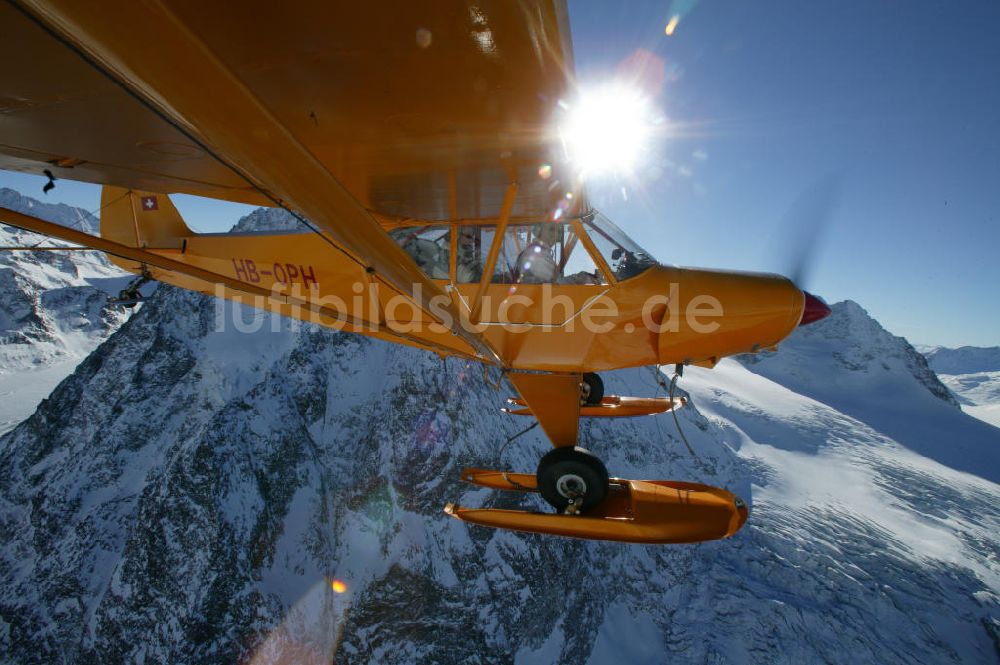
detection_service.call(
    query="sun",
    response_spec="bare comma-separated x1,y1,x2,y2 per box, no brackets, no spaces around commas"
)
559,84,658,179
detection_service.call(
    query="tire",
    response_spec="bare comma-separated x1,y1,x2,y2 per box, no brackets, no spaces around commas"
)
581,372,604,406
536,446,610,512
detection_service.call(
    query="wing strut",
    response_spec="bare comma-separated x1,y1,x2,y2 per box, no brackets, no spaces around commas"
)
470,183,518,324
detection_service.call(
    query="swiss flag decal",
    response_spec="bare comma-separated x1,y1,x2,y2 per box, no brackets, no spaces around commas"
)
141,195,158,211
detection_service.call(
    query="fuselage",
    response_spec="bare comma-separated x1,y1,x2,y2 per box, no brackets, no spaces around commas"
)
125,230,805,372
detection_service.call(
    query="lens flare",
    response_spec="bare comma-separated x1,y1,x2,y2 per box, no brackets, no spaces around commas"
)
247,578,351,664
559,84,656,179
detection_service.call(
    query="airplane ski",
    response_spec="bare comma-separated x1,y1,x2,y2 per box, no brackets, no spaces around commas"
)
503,395,686,418
445,468,748,544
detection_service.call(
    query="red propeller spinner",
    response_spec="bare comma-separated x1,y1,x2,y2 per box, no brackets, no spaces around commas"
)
799,291,832,326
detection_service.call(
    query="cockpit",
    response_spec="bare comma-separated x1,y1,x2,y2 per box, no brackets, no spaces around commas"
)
387,210,657,285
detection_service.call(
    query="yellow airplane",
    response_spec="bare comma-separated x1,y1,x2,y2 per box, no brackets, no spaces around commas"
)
0,1,829,544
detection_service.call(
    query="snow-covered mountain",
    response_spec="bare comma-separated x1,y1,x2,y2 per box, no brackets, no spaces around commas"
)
0,189,306,437
737,300,1000,482
1,274,997,663
231,206,308,233
0,187,100,235
0,188,133,434
923,346,1000,429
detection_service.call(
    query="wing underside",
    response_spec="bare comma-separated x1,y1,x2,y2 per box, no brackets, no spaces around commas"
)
1,0,578,366
1,0,575,220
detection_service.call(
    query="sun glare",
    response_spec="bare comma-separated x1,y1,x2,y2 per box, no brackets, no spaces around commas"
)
559,84,657,179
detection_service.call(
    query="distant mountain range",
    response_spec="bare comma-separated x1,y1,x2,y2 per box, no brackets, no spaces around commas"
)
0,187,99,235
0,189,998,663
924,346,1000,375
922,345,1000,429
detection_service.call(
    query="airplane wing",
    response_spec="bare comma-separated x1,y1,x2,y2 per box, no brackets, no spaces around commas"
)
1,0,578,365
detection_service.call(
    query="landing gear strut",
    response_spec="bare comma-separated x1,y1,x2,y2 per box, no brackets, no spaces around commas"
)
109,268,152,308
536,446,609,514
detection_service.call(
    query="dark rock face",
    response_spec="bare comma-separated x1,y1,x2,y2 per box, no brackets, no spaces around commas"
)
0,285,997,663
0,286,732,663
231,207,308,234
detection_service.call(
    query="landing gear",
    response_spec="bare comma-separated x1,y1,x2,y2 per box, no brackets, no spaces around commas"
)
581,372,604,406
536,446,609,514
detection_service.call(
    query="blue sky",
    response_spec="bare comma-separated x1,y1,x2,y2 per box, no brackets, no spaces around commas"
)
569,0,1000,347
2,0,997,347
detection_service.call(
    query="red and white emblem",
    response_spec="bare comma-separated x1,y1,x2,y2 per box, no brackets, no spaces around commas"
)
141,195,158,211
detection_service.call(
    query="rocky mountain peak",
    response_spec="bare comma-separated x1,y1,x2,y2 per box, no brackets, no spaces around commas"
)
744,299,958,407
231,207,307,233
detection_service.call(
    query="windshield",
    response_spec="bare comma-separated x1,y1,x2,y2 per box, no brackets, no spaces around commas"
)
582,211,658,280
390,214,655,284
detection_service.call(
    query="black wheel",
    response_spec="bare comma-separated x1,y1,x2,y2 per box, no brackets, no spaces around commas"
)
536,446,610,513
581,372,604,406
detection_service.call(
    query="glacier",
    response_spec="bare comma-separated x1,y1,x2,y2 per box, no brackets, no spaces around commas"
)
924,346,1000,430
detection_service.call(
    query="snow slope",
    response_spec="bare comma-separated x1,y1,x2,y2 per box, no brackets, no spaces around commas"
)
738,301,999,483
942,376,1000,429
924,346,1000,429
0,188,133,434
683,358,1000,663
1,284,998,663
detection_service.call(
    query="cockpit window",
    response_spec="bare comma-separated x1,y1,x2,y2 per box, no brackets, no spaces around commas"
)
389,225,450,280
456,222,606,285
583,211,657,280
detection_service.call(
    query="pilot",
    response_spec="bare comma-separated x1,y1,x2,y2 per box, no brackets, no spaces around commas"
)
393,227,450,280
456,226,482,282
408,237,448,279
611,247,647,280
